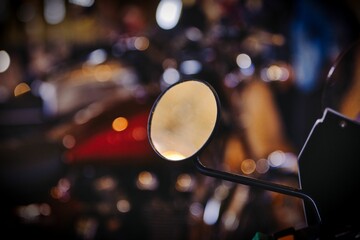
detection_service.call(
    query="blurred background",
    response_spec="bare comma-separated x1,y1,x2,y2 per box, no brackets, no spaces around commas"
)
0,0,359,239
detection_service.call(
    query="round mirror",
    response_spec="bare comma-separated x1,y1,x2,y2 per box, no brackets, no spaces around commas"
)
148,79,220,161
322,40,360,122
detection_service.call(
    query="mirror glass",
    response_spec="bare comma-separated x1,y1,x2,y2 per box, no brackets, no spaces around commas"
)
322,40,360,122
148,80,220,161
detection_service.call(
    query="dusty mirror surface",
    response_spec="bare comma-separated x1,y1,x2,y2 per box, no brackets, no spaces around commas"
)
148,80,219,161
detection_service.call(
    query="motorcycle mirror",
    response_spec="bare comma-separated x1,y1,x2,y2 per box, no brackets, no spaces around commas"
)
148,79,220,161
147,79,322,224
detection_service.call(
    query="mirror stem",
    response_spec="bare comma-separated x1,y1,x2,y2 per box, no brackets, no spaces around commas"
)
193,157,322,225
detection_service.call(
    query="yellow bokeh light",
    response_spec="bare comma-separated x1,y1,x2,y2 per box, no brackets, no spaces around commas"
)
241,159,256,175
14,82,31,96
112,117,128,132
134,36,150,51
94,64,112,82
136,171,158,190
138,171,153,185
176,173,193,192
117,199,131,213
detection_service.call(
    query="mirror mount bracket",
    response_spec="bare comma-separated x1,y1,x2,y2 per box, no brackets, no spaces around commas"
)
193,156,322,225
